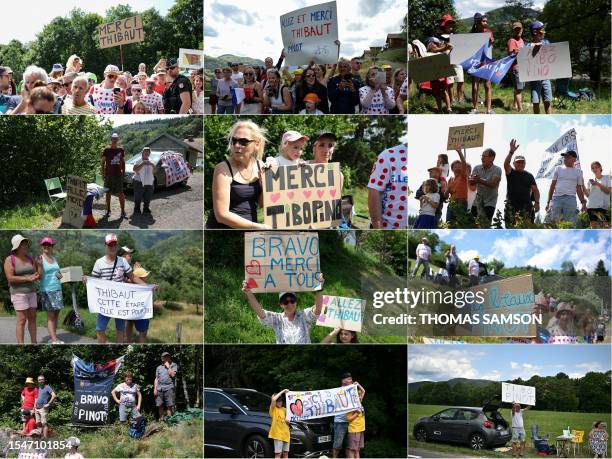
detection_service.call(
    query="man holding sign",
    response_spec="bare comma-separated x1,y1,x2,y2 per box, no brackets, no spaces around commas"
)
511,402,531,458
526,22,553,114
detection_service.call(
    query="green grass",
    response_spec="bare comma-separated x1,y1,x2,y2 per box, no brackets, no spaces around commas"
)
408,81,611,114
0,201,58,229
409,404,612,458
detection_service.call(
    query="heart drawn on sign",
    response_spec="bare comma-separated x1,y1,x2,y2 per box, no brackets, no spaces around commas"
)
270,193,281,203
290,399,303,417
287,191,295,199
246,278,258,289
322,295,330,305
316,190,325,198
303,190,312,199
329,189,337,198
245,260,261,276
318,314,327,322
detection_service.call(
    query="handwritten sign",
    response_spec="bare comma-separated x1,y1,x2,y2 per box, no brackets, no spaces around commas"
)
285,384,362,421
536,128,580,179
244,232,321,293
179,48,203,69
317,295,364,332
408,53,455,84
280,1,339,66
62,175,87,228
98,15,144,49
85,276,155,320
447,123,485,150
449,33,491,65
502,382,536,406
262,163,342,230
517,41,571,82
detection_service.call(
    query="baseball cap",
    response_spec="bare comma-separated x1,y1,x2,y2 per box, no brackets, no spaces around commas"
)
514,155,526,162
314,130,337,142
161,351,170,357
439,14,456,26
120,246,134,254
145,76,156,83
136,71,148,78
512,21,523,30
381,64,392,70
279,292,297,302
111,132,119,139
86,72,98,84
133,267,150,278
282,130,309,144
40,237,55,246
428,166,442,172
51,63,64,73
561,150,577,158
104,65,120,76
293,68,304,75
530,21,545,30
474,12,484,21
105,233,118,245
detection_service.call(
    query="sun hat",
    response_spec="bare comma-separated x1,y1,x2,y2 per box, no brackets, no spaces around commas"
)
11,235,31,252
103,65,120,76
133,266,150,278
25,377,35,384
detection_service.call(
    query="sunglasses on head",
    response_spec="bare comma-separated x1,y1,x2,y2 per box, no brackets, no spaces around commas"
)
232,137,253,146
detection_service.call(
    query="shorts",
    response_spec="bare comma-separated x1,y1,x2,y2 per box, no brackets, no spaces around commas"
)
155,387,175,407
104,175,124,195
96,314,126,332
40,290,64,311
11,292,37,311
430,78,448,93
512,427,526,442
119,403,140,422
35,407,49,425
209,94,218,105
511,69,524,90
333,422,348,449
587,208,610,222
413,214,436,229
448,64,464,83
133,319,150,333
530,79,552,104
273,439,290,453
348,431,365,450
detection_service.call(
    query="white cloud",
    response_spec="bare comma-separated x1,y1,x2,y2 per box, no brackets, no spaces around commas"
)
408,348,479,382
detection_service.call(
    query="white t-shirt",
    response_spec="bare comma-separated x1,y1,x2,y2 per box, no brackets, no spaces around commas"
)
91,256,132,282
91,84,119,114
552,166,584,197
134,160,155,186
511,409,525,429
415,243,431,260
359,86,395,114
266,155,302,167
468,259,480,276
420,192,439,216
231,71,244,84
367,145,408,228
587,175,610,209
113,382,140,406
141,91,164,114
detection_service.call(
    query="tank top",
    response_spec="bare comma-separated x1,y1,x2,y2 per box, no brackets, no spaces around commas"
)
40,255,61,292
270,85,291,114
8,255,36,295
206,159,262,229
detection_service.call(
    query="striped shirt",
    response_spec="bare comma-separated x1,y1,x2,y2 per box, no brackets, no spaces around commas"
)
62,98,97,115
91,256,132,282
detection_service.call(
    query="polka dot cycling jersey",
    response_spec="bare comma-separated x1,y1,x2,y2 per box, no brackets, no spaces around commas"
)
368,145,408,228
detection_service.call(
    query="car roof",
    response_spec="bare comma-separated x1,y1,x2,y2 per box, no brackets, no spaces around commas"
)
206,387,264,394
438,406,483,411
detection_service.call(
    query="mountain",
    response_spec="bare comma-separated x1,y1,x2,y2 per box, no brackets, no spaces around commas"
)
409,377,497,391
204,54,265,70
457,6,540,30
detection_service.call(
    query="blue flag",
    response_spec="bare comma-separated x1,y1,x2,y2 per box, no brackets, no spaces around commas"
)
460,43,493,71
467,54,517,84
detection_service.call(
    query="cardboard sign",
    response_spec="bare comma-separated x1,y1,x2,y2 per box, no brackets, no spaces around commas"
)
280,1,339,66
536,128,580,179
517,41,571,82
60,266,84,283
85,276,155,320
244,232,321,293
62,175,87,228
98,15,144,49
447,123,485,150
449,33,491,65
262,163,342,230
285,383,362,421
317,295,364,332
502,382,536,406
178,48,203,69
408,54,455,84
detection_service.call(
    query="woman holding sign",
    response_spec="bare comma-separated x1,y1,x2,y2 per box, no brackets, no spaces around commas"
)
206,120,270,229
241,273,325,344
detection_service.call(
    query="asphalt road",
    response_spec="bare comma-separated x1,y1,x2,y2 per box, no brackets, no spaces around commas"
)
0,317,96,343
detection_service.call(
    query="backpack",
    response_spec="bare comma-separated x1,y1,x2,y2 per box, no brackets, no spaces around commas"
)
128,416,147,439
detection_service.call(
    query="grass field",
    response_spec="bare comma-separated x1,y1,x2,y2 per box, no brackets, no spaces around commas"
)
408,81,611,114
0,201,58,230
409,403,612,458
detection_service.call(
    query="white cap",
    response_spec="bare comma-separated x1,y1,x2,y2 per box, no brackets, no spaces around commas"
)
104,65,120,76
105,233,118,245
111,132,119,139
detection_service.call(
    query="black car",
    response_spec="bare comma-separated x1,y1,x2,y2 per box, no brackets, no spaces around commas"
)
205,388,333,458
412,397,511,450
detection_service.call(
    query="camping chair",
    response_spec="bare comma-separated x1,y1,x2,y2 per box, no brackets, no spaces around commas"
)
44,177,67,211
94,173,105,186
531,424,551,454
570,430,584,456
554,79,580,110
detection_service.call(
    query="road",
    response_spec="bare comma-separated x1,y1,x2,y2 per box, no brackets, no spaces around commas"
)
0,317,96,343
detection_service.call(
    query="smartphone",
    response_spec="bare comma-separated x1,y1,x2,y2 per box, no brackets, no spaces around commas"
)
376,71,386,85
113,87,121,94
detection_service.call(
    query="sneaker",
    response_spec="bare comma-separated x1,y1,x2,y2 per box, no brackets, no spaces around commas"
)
51,340,64,344
486,109,495,114
469,109,479,114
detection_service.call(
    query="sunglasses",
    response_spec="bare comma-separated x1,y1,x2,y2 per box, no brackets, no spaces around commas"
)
282,298,297,305
244,72,255,76
231,137,254,146
305,73,316,77
132,88,142,92
107,74,118,79
107,242,118,247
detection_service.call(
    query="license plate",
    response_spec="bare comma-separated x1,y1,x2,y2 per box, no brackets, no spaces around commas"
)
317,435,332,443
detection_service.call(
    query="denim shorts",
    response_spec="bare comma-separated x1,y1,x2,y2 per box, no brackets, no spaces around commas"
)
512,427,526,442
333,422,348,449
530,79,552,103
511,69,524,90
96,314,126,332
132,319,150,333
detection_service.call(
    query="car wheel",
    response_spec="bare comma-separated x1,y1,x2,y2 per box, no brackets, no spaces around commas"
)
242,434,271,459
469,433,485,450
414,426,428,442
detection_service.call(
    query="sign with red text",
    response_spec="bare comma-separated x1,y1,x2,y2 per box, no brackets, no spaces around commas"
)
280,1,339,66
517,41,571,82
317,295,364,332
98,15,144,49
262,163,342,229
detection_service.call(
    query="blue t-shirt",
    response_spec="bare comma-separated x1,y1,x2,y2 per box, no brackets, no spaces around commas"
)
0,94,21,114
36,385,54,409
334,412,348,423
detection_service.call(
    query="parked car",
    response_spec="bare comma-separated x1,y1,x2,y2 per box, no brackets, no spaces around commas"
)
412,397,511,450
204,388,333,458
124,150,190,189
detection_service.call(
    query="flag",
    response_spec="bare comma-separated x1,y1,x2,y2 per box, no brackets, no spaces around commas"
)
536,128,580,179
467,54,516,84
231,87,245,105
460,43,493,71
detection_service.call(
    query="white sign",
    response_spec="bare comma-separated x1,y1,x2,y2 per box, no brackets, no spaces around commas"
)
502,382,536,406
536,128,580,179
280,1,339,66
449,33,491,65
60,266,83,283
178,48,203,69
85,276,155,320
317,295,364,332
517,41,571,82
285,383,362,421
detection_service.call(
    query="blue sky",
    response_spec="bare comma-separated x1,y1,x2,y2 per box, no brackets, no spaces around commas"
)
408,344,611,382
430,229,611,273
1,1,175,44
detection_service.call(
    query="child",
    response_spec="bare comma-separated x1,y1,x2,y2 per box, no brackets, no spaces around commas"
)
346,382,366,459
414,179,440,229
437,154,449,178
64,437,84,459
299,93,324,115
111,371,142,422
269,389,290,459
20,377,38,432
266,131,309,167
82,185,102,228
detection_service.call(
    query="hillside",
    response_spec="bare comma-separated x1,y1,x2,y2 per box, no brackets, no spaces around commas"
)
409,378,496,391
204,54,265,70
457,6,540,29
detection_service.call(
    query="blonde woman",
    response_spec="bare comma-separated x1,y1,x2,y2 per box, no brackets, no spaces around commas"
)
240,66,263,115
206,121,270,229
65,55,83,74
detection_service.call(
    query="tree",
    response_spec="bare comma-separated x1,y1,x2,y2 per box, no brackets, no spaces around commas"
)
408,0,457,41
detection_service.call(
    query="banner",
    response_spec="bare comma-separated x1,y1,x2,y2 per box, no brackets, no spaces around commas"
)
447,123,485,150
449,33,491,65
467,54,516,84
262,163,342,230
285,383,362,421
98,15,144,49
178,48,203,69
460,43,493,71
244,232,321,293
317,295,364,332
280,1,339,66
517,41,571,82
85,276,155,320
536,128,579,179
408,54,455,84
62,175,87,229
502,382,536,406
71,354,124,425
160,152,192,186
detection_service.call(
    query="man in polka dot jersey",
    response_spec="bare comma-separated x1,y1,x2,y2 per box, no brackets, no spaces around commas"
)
368,144,408,229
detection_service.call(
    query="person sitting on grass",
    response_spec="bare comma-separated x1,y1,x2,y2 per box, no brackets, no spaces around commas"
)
511,401,531,458
269,389,291,459
346,382,366,459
